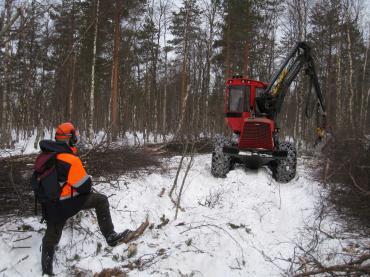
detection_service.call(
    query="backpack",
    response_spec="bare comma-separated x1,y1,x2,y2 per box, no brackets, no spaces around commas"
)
31,152,61,217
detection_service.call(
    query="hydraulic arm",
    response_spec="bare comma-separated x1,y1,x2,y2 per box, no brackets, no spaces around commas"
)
257,42,326,128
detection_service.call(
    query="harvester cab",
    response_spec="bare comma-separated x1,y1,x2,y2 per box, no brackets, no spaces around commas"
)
211,42,327,182
225,75,276,151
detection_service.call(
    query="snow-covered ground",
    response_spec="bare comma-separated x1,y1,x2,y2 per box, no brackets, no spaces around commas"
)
0,154,360,276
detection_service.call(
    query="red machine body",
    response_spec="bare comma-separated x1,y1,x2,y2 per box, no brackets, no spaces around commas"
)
225,76,275,151
211,42,326,182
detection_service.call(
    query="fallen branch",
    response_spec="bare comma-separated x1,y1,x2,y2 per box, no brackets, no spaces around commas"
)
13,235,32,242
348,168,370,196
15,255,29,265
121,215,150,244
294,261,370,276
180,223,245,263
122,253,161,271
80,126,112,159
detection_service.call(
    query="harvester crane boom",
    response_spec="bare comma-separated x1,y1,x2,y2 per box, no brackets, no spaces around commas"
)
261,41,326,121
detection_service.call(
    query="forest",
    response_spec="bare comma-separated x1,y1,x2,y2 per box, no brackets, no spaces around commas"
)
0,0,368,147
0,0,369,276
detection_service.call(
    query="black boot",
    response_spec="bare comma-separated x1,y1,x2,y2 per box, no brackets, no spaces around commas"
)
41,246,55,276
106,229,132,247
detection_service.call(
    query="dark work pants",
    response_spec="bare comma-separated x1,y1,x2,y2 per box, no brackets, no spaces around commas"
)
42,192,114,252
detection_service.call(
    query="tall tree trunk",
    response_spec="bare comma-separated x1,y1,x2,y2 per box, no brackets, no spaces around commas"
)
69,53,76,120
243,3,250,77
346,3,354,130
363,88,370,133
153,0,161,142
325,19,333,120
89,0,100,139
1,0,13,145
292,0,308,149
225,1,231,77
335,22,342,130
162,0,168,139
110,0,121,140
268,22,276,78
176,0,191,137
68,1,76,121
360,24,369,133
204,0,217,135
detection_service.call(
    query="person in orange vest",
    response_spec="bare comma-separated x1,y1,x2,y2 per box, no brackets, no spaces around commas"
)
38,122,132,276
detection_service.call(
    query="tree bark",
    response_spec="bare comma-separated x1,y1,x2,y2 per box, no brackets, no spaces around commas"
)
335,19,342,130
162,0,168,139
360,24,369,132
1,0,13,145
110,0,121,140
69,53,76,121
346,2,354,129
68,1,76,121
243,3,250,77
225,1,231,77
89,0,100,139
176,0,191,137
292,0,308,149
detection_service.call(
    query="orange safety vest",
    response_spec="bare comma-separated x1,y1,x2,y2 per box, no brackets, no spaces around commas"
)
56,153,91,200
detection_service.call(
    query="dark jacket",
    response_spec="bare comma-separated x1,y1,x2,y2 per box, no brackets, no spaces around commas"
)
38,140,92,223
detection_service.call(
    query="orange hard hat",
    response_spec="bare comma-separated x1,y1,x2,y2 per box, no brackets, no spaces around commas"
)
55,122,78,146
55,122,75,139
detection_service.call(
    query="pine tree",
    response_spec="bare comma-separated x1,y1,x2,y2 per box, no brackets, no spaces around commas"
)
169,0,202,136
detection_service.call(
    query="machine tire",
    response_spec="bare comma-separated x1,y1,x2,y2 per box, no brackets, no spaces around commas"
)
211,135,232,178
271,141,297,183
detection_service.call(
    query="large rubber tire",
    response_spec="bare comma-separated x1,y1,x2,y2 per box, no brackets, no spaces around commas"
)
211,135,232,178
271,141,297,183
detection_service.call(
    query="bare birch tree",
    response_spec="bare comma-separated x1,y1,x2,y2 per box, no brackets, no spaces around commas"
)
89,0,100,139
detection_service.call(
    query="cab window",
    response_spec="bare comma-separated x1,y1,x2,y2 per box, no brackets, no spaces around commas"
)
228,86,250,112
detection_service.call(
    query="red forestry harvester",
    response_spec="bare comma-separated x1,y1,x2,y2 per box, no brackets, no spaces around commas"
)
211,42,327,182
